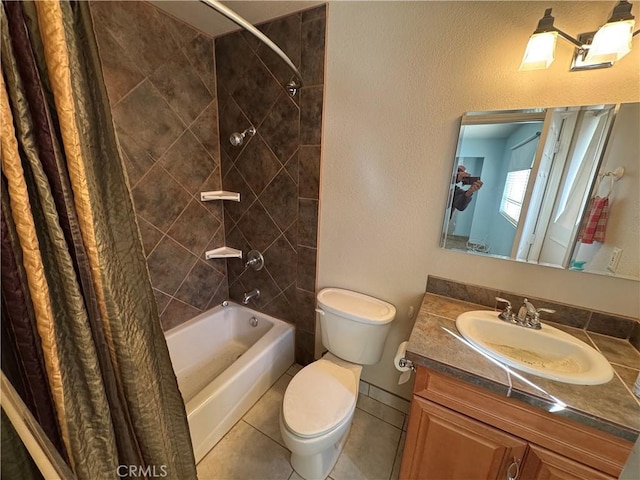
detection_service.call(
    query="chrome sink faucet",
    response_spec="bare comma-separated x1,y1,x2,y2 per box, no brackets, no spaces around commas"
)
242,288,260,305
495,297,555,330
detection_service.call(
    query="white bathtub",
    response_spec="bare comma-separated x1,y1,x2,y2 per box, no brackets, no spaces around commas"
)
165,302,295,463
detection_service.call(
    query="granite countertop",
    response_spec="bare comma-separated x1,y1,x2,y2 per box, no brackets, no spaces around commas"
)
406,293,640,443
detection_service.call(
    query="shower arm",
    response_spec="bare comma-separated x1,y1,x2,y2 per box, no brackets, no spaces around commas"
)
199,0,304,95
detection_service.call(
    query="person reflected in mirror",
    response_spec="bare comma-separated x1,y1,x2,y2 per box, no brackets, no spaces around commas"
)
451,165,483,217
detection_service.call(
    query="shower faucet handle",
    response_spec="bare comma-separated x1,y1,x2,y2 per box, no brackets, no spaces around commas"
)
245,250,264,271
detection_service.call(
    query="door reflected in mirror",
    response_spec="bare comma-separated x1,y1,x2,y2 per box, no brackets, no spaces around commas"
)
441,103,639,281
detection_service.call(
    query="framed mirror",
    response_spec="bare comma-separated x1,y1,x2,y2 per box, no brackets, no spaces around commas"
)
441,102,639,281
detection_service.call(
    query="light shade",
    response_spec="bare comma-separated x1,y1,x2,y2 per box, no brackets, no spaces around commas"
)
520,31,558,71
585,19,636,63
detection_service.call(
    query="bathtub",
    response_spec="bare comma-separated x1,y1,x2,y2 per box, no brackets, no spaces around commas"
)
165,302,295,463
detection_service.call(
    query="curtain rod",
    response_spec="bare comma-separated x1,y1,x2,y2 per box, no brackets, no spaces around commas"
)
510,131,541,150
198,0,303,96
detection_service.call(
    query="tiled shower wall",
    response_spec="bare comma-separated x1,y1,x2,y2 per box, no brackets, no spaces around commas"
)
216,6,326,364
92,1,326,363
91,1,228,330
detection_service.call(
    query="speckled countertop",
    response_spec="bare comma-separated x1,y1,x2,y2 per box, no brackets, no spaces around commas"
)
406,293,640,443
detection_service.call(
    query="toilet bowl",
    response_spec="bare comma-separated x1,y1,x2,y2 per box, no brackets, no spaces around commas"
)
280,354,361,479
280,288,396,480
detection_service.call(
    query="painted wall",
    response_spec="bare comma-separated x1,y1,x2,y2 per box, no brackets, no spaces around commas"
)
319,1,640,399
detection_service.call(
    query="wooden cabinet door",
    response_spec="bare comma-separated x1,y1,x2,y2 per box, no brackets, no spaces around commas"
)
520,444,616,480
400,396,527,480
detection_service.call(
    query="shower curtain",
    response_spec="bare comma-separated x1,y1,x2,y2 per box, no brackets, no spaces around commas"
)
0,1,196,479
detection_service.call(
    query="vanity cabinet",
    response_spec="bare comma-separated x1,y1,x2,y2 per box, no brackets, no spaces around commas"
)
400,367,632,480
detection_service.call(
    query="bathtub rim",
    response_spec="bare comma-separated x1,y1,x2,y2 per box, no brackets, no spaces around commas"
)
165,301,294,415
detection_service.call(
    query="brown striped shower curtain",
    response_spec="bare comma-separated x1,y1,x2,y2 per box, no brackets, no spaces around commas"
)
0,1,196,478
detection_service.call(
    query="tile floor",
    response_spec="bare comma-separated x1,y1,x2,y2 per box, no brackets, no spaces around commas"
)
196,365,407,480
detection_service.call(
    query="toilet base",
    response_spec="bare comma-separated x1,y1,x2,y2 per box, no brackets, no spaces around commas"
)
290,424,351,480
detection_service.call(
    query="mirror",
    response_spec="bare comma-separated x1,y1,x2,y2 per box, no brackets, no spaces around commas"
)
441,102,639,281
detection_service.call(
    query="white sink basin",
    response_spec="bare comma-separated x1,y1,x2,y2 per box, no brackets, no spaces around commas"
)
455,310,614,385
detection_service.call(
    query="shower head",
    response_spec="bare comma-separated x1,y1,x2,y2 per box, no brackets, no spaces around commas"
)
229,126,256,147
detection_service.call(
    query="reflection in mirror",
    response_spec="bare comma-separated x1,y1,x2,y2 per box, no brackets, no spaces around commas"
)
441,103,639,281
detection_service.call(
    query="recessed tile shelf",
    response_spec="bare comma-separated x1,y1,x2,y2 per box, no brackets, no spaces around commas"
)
205,247,243,260
200,190,240,202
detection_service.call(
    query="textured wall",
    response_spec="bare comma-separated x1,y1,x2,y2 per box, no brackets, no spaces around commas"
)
91,1,228,331
215,6,326,364
320,1,640,399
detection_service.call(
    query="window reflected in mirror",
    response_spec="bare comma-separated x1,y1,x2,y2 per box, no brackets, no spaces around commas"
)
441,103,639,281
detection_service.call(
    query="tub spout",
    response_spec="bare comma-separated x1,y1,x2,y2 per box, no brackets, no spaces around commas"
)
242,288,260,305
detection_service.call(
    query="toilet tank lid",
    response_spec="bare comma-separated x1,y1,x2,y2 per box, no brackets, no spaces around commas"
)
317,288,396,325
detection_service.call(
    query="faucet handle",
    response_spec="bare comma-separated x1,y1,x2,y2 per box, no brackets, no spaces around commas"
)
495,297,511,307
495,297,513,322
522,298,537,313
537,307,556,315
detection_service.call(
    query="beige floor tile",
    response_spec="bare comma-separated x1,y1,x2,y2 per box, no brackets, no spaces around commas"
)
197,420,292,480
243,373,292,447
368,386,410,414
390,431,406,480
330,409,402,480
287,363,303,376
288,471,305,480
356,394,405,429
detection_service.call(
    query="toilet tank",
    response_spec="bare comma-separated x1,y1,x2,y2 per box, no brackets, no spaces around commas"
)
316,288,396,365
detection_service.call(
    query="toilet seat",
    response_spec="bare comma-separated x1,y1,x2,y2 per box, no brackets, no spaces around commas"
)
283,359,357,439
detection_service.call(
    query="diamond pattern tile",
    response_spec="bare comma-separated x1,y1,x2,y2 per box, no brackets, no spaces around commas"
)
147,236,198,295
112,80,185,160
214,6,325,360
221,166,257,224
175,260,225,310
159,131,217,194
149,51,213,125
264,235,297,290
259,93,300,163
131,164,191,232
234,136,282,196
184,34,216,96
158,9,199,49
257,13,301,86
167,200,221,256
214,31,253,99
93,1,229,327
90,1,181,77
98,2,325,338
224,226,252,282
190,101,220,161
136,216,163,257
160,299,201,331
284,149,299,184
92,21,144,104
235,201,280,253
115,126,155,186
260,170,298,230
232,56,282,128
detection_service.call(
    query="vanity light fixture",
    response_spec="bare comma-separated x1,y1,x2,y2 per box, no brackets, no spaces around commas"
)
520,1,639,72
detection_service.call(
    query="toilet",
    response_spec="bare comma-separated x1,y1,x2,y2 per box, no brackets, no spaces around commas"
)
280,288,396,480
